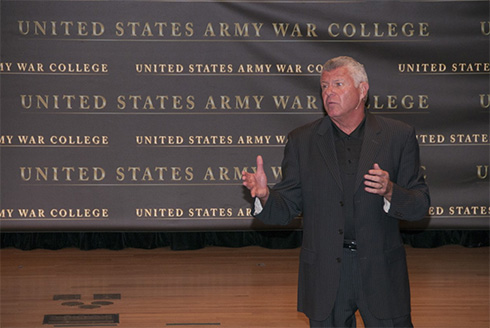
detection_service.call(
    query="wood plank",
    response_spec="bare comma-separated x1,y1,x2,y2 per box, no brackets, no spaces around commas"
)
1,245,488,327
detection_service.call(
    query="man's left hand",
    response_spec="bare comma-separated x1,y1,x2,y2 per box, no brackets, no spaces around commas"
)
364,163,393,201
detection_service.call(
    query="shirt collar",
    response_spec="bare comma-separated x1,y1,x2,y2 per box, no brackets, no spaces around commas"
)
332,117,366,139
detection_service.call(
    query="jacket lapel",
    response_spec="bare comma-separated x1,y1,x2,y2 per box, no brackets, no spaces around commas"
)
355,113,383,193
316,117,343,191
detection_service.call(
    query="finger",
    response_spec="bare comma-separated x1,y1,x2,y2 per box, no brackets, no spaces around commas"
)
364,185,380,195
369,164,388,181
369,163,382,176
364,173,380,183
242,173,255,187
364,179,379,189
242,170,249,181
242,169,252,178
242,171,252,186
256,155,265,174
364,182,383,194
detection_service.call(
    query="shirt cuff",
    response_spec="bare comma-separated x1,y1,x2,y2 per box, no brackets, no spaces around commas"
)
383,198,391,213
254,197,264,215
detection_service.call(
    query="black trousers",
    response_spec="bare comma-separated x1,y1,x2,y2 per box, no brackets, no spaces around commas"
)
309,248,414,328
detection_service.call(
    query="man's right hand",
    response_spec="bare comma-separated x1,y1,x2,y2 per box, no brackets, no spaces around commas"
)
242,155,269,204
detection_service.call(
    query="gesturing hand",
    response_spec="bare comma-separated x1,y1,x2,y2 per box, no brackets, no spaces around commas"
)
242,155,269,204
364,163,393,201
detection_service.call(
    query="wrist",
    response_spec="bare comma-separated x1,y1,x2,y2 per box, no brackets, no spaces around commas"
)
258,188,270,205
384,181,393,202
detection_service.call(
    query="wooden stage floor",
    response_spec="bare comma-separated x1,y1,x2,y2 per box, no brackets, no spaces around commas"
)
1,245,488,328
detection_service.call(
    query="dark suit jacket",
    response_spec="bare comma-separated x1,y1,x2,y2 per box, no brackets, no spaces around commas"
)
255,112,430,321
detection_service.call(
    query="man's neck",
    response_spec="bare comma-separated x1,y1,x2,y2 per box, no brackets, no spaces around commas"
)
331,110,366,135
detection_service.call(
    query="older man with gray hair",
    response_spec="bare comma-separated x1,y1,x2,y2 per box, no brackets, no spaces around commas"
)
242,56,430,327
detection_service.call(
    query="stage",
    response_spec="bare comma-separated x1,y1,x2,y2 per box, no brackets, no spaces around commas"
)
1,245,488,327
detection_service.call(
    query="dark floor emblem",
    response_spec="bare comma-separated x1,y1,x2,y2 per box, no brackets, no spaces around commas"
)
43,314,119,326
53,294,120,309
94,293,121,300
60,301,84,307
53,294,81,301
45,294,121,326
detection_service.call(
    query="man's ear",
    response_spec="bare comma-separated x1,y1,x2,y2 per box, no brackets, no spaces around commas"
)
360,82,369,99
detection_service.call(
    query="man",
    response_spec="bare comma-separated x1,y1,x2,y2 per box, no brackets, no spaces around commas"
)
242,56,430,327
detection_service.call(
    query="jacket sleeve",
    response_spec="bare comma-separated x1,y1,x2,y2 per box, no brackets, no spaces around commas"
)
388,126,430,221
254,134,303,225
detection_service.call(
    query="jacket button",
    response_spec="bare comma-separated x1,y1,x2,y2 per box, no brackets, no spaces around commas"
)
338,229,344,235
339,201,344,206
336,257,342,263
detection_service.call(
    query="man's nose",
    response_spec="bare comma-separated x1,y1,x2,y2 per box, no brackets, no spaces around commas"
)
323,85,334,96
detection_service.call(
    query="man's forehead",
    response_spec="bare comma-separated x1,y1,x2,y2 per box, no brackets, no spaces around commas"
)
321,67,351,81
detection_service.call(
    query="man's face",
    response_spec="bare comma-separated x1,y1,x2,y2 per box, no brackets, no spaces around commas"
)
320,66,368,122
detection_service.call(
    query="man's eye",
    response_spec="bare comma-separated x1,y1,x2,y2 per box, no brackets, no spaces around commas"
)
336,82,343,87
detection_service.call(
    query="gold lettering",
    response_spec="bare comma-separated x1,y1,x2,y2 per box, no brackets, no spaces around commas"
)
20,95,106,110
369,95,429,110
18,20,104,36
20,167,105,182
477,165,489,179
481,21,490,36
480,94,490,109
272,23,318,37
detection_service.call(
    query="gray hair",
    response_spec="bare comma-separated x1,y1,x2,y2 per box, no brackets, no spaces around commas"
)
322,56,369,86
